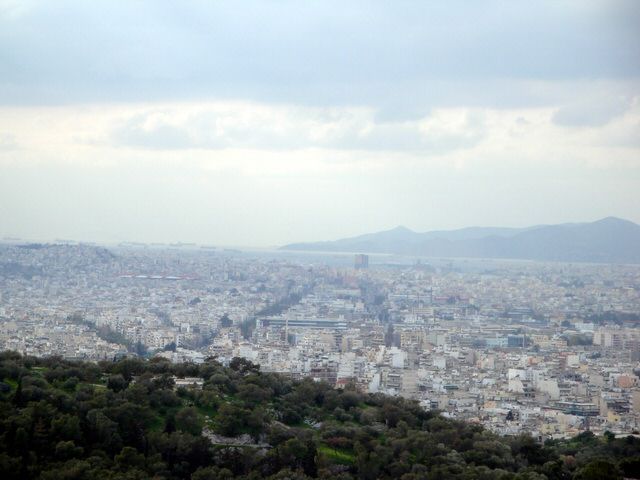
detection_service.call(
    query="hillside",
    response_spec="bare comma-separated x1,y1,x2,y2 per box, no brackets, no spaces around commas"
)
282,217,640,263
0,352,638,479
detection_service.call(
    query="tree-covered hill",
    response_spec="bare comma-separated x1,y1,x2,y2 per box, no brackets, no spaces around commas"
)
0,352,638,480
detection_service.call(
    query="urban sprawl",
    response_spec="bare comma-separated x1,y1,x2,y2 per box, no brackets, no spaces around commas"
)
1,242,639,442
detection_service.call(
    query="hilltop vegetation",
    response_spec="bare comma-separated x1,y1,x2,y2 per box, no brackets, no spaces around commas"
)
0,352,638,480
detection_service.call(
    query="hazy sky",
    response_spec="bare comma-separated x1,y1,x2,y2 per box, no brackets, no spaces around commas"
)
1,0,639,246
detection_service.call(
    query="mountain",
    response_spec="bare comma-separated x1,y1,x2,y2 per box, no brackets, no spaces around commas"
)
282,217,640,263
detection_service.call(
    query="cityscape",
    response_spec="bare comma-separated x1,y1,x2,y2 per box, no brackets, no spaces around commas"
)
1,1,639,478
2,241,639,442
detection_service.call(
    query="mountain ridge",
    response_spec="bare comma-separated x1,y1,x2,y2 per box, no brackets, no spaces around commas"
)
281,217,640,263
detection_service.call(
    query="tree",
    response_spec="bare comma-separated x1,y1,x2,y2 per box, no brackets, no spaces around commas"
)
237,383,272,408
219,314,233,329
326,436,350,453
54,441,83,460
0,453,21,480
619,456,640,479
113,358,146,381
229,357,260,375
1,352,640,480
215,404,245,436
175,407,203,436
134,341,147,356
12,376,24,407
384,324,395,347
247,407,269,437
114,446,146,470
340,391,360,411
164,413,176,434
107,374,127,393
267,468,312,479
574,459,622,480
86,409,122,453
191,466,234,480
51,415,82,443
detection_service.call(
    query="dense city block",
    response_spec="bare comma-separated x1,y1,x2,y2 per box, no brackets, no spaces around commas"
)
1,243,639,444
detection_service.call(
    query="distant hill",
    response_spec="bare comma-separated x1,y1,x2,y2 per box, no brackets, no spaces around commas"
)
282,217,640,263
0,243,116,279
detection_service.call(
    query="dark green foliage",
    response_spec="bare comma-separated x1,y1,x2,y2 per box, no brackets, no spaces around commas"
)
192,465,234,480
573,459,622,480
175,407,203,436
620,456,640,478
563,333,593,346
219,314,233,329
107,373,127,392
0,351,638,479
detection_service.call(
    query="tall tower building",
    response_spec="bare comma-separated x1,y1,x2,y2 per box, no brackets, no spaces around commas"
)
354,254,369,269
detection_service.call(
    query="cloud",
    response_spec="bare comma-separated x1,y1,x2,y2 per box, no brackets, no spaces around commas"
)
0,2,639,246
327,111,487,154
1,100,639,245
552,95,633,127
111,114,193,150
0,1,638,112
0,132,17,151
107,104,486,154
0,0,35,20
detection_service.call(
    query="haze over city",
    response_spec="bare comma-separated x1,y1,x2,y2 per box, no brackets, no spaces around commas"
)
1,0,639,246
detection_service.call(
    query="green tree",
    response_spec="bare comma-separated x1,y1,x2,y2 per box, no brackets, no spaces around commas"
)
574,459,622,480
107,374,127,392
54,441,83,460
215,404,245,436
191,466,234,480
175,407,203,436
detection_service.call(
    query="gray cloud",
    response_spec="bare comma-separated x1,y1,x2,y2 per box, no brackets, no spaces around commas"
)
552,95,633,127
0,0,638,112
1,1,639,246
109,108,486,154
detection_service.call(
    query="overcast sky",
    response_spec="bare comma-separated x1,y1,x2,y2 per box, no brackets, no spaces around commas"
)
1,0,639,246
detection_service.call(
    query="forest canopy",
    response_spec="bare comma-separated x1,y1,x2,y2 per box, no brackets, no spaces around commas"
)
0,351,638,480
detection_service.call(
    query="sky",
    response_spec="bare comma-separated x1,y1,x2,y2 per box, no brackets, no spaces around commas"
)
0,0,639,246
